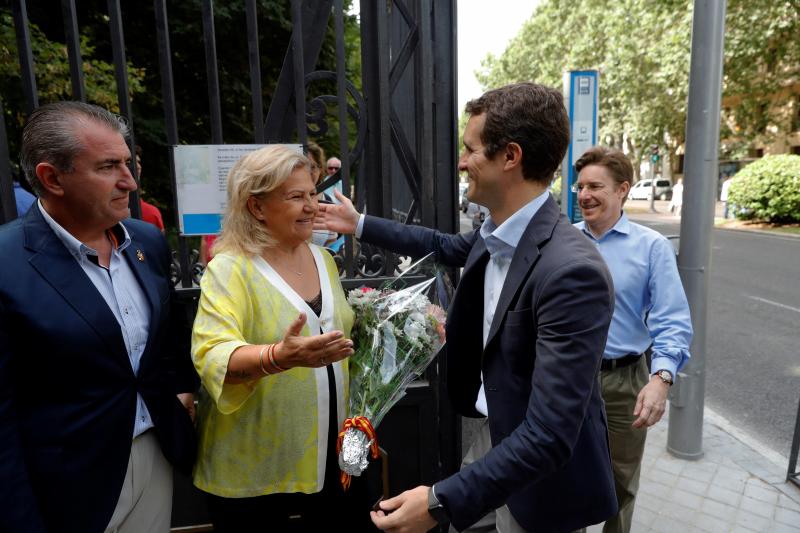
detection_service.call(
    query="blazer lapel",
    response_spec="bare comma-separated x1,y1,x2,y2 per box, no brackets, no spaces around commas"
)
24,208,129,364
485,196,561,348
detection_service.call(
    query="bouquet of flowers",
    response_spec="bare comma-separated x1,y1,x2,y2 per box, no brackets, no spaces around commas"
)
337,255,448,489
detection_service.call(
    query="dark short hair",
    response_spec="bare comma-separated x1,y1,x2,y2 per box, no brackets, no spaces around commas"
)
574,146,633,188
21,101,129,196
465,82,569,184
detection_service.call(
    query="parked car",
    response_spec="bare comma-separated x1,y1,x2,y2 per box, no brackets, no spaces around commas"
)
628,178,673,201
459,183,469,212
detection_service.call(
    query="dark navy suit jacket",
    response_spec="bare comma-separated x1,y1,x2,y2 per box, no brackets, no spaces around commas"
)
361,196,618,532
0,206,197,533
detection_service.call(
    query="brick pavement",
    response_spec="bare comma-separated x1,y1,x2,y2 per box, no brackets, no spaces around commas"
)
588,409,800,532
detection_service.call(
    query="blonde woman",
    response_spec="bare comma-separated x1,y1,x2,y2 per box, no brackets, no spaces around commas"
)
191,145,370,531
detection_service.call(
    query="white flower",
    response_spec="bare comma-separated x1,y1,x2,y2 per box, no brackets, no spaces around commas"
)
403,315,426,341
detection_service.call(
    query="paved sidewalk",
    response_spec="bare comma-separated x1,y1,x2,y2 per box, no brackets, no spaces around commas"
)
588,409,800,532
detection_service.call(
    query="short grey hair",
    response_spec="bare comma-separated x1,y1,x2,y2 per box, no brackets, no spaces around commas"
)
20,101,129,196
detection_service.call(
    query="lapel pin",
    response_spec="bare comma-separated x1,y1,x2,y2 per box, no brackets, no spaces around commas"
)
136,250,145,262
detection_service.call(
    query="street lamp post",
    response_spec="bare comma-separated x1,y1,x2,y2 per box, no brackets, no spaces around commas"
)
667,0,727,459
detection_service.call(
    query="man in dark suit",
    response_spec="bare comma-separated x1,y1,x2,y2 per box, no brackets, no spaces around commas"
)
0,102,197,533
317,82,618,532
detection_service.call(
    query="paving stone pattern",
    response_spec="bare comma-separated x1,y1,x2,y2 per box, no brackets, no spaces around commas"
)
588,411,800,532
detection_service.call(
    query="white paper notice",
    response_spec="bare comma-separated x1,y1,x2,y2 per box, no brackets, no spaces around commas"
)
173,144,302,235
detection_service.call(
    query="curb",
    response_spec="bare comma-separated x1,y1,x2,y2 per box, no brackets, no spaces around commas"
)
714,225,800,239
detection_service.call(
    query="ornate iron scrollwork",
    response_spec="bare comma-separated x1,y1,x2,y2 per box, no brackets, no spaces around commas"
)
170,248,204,288
304,70,367,169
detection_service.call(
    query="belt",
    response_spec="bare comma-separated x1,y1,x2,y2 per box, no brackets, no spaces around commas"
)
601,352,643,371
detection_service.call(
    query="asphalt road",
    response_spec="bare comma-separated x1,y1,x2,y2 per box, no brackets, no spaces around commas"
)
459,204,800,459
627,209,800,460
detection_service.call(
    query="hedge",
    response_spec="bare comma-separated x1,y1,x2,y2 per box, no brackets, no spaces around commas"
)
728,154,800,223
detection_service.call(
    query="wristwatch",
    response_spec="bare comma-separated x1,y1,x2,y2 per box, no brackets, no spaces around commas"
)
654,369,674,386
428,486,449,525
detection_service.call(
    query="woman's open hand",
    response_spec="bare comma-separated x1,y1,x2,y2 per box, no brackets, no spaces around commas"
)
275,313,354,368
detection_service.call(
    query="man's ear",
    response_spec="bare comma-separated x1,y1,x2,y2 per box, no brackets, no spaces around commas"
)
503,142,523,171
35,162,64,197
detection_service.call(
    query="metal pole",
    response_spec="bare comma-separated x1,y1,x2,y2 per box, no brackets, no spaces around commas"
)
667,0,727,460
0,98,18,224
61,0,86,102
107,0,141,219
245,0,265,144
11,0,38,116
201,0,224,145
290,0,307,146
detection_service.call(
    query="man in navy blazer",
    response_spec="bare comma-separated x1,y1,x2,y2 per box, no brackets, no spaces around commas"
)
0,102,197,533
318,83,618,532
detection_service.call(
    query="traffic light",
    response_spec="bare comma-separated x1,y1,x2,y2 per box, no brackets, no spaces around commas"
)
650,145,660,164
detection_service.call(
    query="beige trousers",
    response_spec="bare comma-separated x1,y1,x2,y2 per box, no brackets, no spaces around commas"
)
104,431,173,533
600,357,649,533
454,421,527,533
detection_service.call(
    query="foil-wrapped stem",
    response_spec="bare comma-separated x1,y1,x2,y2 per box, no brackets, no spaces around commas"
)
338,426,373,477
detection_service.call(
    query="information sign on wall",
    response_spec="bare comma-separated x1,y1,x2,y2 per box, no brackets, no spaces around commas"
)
173,144,302,235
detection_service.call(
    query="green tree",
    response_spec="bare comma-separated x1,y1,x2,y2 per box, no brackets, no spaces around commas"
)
0,10,145,176
477,0,800,178
2,1,361,228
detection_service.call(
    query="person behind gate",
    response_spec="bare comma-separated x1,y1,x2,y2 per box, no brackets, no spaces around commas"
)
574,146,693,533
0,101,198,533
190,144,375,532
316,82,619,532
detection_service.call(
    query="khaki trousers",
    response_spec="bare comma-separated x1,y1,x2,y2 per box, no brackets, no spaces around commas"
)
455,420,528,533
105,431,173,533
600,356,649,533
455,421,587,533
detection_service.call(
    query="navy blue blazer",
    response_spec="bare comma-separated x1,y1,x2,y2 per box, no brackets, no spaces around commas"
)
361,196,618,532
0,207,198,533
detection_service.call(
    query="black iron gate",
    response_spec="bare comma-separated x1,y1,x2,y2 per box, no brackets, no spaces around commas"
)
0,0,460,529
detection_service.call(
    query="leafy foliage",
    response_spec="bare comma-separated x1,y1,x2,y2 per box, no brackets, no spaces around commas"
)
0,11,145,171
476,0,800,169
1,2,361,228
728,154,800,223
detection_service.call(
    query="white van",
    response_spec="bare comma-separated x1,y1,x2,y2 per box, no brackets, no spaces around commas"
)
628,178,673,201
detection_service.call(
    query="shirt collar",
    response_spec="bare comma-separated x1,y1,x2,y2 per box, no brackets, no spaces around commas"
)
578,211,630,241
37,200,132,260
480,189,550,256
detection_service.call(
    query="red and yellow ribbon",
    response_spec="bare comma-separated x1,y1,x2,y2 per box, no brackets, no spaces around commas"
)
336,416,379,490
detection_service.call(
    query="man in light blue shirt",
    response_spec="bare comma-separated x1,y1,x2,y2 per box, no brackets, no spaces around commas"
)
574,146,692,533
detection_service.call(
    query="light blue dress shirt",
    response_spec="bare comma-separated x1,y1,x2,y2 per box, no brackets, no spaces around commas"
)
38,202,154,437
356,191,553,415
474,190,551,415
575,213,692,377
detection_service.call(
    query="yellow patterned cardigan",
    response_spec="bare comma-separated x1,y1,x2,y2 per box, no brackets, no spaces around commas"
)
191,247,353,498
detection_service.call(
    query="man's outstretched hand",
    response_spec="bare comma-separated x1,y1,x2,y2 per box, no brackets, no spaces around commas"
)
314,189,361,235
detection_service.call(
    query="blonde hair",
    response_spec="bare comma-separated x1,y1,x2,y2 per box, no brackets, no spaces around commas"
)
213,145,310,257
